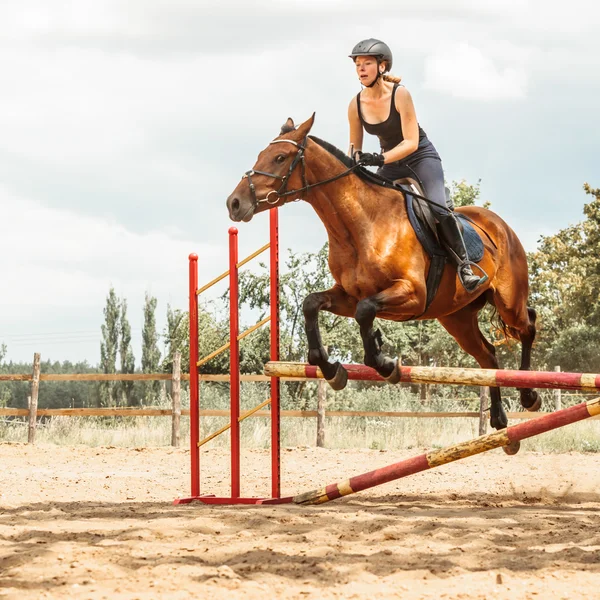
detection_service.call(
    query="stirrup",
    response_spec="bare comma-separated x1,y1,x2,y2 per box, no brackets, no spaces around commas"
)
458,261,489,292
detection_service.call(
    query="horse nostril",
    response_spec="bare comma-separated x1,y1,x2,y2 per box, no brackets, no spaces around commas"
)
231,198,240,213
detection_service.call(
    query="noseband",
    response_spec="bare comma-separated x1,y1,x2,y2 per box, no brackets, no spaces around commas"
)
242,136,309,207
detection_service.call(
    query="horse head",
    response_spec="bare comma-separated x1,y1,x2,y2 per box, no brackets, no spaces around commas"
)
226,114,315,222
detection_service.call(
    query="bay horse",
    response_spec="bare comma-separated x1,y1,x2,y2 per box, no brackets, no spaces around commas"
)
226,114,539,454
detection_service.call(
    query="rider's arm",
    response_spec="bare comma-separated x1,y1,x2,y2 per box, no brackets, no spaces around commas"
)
382,87,419,163
348,96,364,159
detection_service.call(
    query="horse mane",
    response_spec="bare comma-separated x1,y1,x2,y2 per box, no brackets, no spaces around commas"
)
308,136,354,168
308,135,398,190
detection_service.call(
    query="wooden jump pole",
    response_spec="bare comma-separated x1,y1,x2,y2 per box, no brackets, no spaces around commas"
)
264,361,600,392
294,397,600,505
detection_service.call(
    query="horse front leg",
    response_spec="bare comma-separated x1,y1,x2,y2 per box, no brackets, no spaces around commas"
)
354,281,423,382
303,285,357,391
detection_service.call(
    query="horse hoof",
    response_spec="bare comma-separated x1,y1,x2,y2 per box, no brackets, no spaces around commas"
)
326,362,348,391
524,390,541,412
503,440,521,455
490,407,508,431
384,359,401,384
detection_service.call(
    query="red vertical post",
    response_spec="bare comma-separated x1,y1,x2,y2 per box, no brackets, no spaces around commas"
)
269,208,281,498
188,254,200,497
229,227,241,498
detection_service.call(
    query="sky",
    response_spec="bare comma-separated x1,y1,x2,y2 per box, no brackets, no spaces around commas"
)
0,0,598,365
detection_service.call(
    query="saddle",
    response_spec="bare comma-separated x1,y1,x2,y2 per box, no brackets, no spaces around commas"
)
393,177,485,313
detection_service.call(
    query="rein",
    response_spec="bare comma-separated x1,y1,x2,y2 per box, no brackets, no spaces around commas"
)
241,136,495,249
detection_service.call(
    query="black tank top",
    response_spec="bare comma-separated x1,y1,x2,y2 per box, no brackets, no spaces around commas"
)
356,83,430,155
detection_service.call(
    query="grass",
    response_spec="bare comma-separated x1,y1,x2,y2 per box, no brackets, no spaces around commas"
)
1,381,599,453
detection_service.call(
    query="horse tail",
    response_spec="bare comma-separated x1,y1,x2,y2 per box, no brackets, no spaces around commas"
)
487,304,519,345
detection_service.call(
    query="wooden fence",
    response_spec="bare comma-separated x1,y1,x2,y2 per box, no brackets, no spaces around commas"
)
0,353,586,447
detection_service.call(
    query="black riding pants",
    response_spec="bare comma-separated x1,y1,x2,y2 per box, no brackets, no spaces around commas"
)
377,154,450,220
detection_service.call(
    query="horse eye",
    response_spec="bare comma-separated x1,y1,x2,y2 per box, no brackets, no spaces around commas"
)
275,154,286,164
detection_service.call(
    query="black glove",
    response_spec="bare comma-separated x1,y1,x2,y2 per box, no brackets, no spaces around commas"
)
357,152,385,167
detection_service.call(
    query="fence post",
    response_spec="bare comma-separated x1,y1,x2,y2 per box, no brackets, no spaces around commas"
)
317,379,326,448
171,351,181,447
554,366,562,411
479,386,488,436
28,352,41,444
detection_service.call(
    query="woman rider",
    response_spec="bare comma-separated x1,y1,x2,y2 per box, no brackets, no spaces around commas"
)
347,38,484,292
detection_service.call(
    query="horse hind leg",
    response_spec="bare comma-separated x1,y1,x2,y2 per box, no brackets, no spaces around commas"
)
515,307,540,410
438,305,521,455
495,300,541,412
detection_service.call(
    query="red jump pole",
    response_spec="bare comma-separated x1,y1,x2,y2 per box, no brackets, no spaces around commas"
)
175,223,292,506
294,397,600,505
269,208,281,498
229,227,241,498
188,254,200,497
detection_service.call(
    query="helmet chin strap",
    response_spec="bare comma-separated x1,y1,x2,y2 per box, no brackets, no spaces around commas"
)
365,68,385,88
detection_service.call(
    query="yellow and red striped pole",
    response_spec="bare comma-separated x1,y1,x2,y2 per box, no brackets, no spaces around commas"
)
264,361,600,392
293,397,600,505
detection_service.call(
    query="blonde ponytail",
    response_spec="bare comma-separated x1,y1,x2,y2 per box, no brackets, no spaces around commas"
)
383,73,402,84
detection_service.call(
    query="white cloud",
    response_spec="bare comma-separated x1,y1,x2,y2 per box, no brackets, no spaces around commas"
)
0,185,224,362
0,185,223,311
423,42,527,100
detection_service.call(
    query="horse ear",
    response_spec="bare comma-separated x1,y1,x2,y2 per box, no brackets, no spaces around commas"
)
294,113,316,139
280,117,296,134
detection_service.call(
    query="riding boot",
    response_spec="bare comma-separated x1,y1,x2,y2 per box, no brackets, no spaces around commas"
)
437,213,487,292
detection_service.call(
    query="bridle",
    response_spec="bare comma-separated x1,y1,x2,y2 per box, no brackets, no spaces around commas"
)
242,136,309,207
242,135,362,208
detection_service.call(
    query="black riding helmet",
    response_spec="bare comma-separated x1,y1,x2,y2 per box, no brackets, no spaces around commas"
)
349,38,393,73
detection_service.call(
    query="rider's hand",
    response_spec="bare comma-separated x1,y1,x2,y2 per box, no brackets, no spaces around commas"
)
357,152,385,167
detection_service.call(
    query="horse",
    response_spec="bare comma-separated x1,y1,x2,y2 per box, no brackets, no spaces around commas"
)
226,114,539,454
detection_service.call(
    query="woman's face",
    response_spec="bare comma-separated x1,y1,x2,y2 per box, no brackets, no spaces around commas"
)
354,55,381,85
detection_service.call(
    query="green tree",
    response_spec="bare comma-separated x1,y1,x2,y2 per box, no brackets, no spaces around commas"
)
580,183,600,325
119,299,136,406
448,178,483,208
196,302,230,374
0,358,101,410
528,182,600,368
161,301,232,376
162,305,186,372
99,287,120,406
141,293,161,402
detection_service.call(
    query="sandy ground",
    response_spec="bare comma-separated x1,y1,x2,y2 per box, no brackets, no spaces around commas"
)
1,443,600,599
